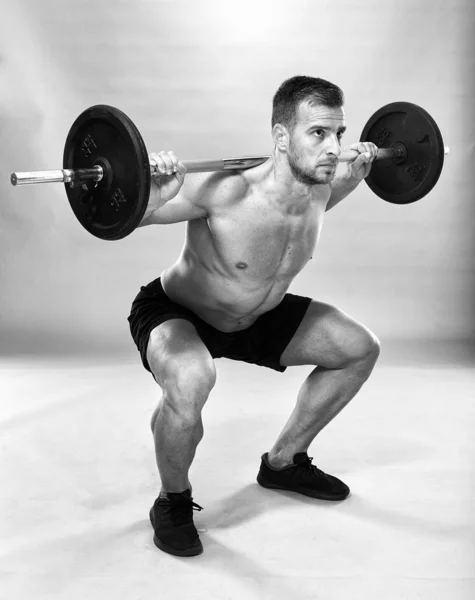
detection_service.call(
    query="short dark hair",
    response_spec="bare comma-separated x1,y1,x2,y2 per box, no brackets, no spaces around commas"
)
271,75,344,130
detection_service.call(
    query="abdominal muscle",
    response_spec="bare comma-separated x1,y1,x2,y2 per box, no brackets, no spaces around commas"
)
162,258,290,332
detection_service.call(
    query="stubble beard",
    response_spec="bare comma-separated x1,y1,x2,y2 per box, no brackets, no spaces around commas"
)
288,142,334,186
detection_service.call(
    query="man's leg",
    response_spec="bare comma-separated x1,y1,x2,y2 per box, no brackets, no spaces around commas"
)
267,301,380,468
146,319,215,557
146,319,216,493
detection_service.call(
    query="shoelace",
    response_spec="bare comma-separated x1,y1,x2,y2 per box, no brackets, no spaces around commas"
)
157,497,204,527
301,456,326,478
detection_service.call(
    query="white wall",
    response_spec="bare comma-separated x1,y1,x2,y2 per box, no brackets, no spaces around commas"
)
0,0,473,355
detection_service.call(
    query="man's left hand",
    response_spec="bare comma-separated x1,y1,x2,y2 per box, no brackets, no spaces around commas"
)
343,142,378,181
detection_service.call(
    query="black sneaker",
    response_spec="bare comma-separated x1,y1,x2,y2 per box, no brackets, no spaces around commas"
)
149,489,204,557
257,452,350,501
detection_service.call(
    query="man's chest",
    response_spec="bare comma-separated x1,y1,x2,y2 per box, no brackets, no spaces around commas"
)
204,199,324,280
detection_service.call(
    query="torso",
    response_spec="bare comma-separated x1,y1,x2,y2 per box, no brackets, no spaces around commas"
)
162,168,330,332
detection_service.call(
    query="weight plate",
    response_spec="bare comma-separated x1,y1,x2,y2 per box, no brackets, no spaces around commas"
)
360,101,445,204
63,105,151,240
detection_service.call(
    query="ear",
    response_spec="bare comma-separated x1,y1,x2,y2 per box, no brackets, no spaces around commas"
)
272,123,290,152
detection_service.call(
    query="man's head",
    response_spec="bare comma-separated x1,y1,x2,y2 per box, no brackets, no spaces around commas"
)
272,76,346,185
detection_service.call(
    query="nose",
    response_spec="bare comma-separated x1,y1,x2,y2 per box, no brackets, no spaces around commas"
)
325,135,342,159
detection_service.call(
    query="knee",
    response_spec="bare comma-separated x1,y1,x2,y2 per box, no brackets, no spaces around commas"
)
161,358,216,416
348,329,381,371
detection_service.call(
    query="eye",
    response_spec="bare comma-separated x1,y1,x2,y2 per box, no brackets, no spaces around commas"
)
337,131,345,139
313,129,325,137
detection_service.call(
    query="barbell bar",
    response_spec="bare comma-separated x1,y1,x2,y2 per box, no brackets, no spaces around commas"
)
10,146,418,187
9,101,448,240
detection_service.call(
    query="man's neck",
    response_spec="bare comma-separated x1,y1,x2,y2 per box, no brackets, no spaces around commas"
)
257,154,323,215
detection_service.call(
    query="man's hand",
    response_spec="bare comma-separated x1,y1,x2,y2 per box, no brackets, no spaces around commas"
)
343,142,378,181
325,142,378,212
149,150,187,205
139,150,188,223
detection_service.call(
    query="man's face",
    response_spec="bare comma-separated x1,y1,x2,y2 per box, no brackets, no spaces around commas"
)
287,101,346,185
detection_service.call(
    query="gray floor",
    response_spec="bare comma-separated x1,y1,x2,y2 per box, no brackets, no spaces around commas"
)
1,347,474,600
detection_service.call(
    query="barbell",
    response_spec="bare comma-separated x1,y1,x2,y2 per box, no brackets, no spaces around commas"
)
10,101,449,241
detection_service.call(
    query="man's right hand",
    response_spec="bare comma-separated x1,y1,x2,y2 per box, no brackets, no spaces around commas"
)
148,150,187,211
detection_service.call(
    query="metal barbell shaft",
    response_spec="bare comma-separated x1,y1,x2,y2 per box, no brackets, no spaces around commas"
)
10,160,276,185
153,146,453,170
10,145,451,186
10,168,104,186
10,159,270,185
178,148,398,173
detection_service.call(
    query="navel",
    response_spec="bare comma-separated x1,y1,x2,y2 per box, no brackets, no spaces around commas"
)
236,262,248,269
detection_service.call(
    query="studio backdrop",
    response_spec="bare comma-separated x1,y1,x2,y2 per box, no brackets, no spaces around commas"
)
0,0,473,356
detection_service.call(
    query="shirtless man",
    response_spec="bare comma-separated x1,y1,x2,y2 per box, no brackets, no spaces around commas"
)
128,75,380,557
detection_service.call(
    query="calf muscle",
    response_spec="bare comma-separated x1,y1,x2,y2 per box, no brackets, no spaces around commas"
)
152,394,205,493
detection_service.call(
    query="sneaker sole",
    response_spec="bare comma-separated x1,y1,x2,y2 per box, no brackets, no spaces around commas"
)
152,533,203,557
149,509,203,557
256,473,350,501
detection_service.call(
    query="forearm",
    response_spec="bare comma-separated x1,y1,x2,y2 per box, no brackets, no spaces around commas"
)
325,173,362,211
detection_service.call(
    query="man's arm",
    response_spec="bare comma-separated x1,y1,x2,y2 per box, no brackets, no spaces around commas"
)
138,151,248,226
139,172,211,225
325,142,378,212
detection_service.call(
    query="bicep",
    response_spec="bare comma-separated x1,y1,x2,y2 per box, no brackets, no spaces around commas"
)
150,194,208,224
147,172,212,225
144,170,247,225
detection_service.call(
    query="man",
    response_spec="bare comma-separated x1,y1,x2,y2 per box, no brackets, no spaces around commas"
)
128,75,380,557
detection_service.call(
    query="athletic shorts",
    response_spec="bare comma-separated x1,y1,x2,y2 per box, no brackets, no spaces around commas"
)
127,277,311,374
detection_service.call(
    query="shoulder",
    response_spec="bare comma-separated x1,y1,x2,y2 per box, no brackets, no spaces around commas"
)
182,170,250,212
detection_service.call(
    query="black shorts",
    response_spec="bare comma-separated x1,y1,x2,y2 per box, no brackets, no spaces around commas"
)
127,277,311,374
